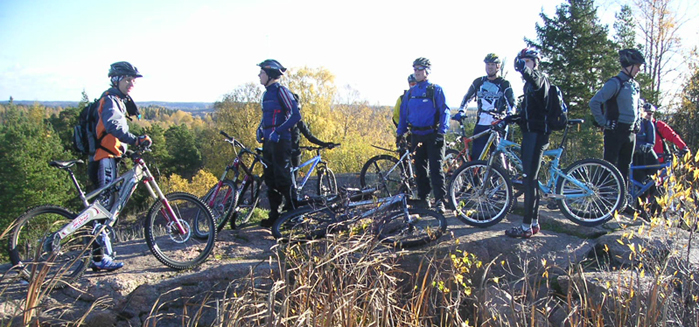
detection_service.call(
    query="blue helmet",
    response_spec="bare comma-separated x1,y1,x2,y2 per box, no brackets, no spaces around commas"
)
257,59,287,78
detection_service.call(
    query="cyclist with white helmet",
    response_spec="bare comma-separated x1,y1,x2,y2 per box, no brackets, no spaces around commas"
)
452,53,516,159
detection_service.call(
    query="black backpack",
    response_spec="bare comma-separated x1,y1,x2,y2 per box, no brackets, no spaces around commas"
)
72,99,101,155
546,83,569,131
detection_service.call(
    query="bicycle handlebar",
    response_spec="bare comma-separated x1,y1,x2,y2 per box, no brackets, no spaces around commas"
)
299,143,341,151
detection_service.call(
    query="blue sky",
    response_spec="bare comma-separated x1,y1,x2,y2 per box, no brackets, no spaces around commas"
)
1,0,697,107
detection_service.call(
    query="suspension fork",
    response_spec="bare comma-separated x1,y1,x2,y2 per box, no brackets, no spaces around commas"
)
139,160,188,234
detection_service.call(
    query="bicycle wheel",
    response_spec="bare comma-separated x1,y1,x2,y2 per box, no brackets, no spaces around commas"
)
7,205,90,288
448,161,513,227
144,192,216,270
556,158,625,226
317,166,338,201
232,177,262,227
360,155,405,198
376,207,447,248
199,180,238,234
271,206,336,242
444,149,467,178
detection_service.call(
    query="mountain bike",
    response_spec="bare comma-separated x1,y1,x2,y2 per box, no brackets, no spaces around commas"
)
290,143,341,207
7,146,216,288
444,114,512,177
449,118,626,227
200,131,266,233
627,152,680,220
271,188,447,248
359,141,418,199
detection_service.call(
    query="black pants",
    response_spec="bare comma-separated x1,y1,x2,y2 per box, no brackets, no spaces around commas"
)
410,133,446,202
263,139,294,220
520,132,549,225
604,128,636,184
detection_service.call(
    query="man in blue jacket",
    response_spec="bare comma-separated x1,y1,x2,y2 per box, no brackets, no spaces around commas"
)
396,57,450,212
255,59,301,227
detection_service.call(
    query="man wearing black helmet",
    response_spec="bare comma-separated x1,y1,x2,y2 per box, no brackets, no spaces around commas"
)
393,74,418,127
87,61,152,271
396,57,450,212
504,48,550,239
590,49,645,186
255,59,302,228
452,53,516,160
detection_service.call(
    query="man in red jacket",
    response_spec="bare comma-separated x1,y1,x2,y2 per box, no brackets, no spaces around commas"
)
643,103,689,162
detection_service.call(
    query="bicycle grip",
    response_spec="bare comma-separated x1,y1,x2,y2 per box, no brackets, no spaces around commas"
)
220,131,233,140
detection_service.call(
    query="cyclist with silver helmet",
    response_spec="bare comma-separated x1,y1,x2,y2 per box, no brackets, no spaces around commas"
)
87,61,152,271
590,48,645,185
642,102,689,163
396,57,450,213
452,53,516,159
255,59,302,228
393,74,418,127
505,48,550,238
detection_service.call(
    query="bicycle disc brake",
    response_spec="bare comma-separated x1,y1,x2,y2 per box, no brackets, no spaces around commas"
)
167,220,191,244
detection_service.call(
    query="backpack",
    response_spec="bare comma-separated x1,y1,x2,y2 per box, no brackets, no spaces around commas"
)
406,84,441,131
72,99,101,155
545,83,569,131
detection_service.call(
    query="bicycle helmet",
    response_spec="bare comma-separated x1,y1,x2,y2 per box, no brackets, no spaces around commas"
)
257,59,287,78
413,57,431,69
484,53,502,64
108,61,142,78
643,102,657,112
619,49,645,67
408,74,417,84
516,48,540,62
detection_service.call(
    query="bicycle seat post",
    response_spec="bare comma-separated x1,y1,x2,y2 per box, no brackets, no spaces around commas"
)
66,167,90,207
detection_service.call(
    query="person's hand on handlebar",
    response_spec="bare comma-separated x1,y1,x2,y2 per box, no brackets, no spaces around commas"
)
136,135,152,148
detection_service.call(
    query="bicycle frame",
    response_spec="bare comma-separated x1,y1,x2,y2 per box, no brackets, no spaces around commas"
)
290,148,325,200
450,117,510,162
56,151,187,244
371,144,418,198
484,121,596,201
628,161,672,200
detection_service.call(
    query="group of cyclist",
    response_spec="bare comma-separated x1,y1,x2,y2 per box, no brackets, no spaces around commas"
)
88,49,689,272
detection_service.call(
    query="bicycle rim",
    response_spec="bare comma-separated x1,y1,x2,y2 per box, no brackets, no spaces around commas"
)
318,167,338,201
556,159,625,226
360,155,404,198
449,161,513,227
233,179,261,226
200,180,238,234
7,205,90,289
145,192,216,270
272,206,336,242
377,208,447,248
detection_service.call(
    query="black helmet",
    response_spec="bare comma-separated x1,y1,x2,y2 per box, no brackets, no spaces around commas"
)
108,61,142,78
257,59,287,78
619,49,645,67
408,74,417,83
643,102,657,112
412,57,431,69
484,53,501,64
516,48,540,62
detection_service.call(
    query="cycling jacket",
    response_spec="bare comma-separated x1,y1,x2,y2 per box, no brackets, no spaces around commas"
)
260,82,301,141
518,66,549,134
93,87,139,161
397,80,449,136
459,76,515,126
589,72,641,128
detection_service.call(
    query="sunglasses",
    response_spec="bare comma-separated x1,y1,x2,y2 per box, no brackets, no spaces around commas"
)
413,66,427,71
